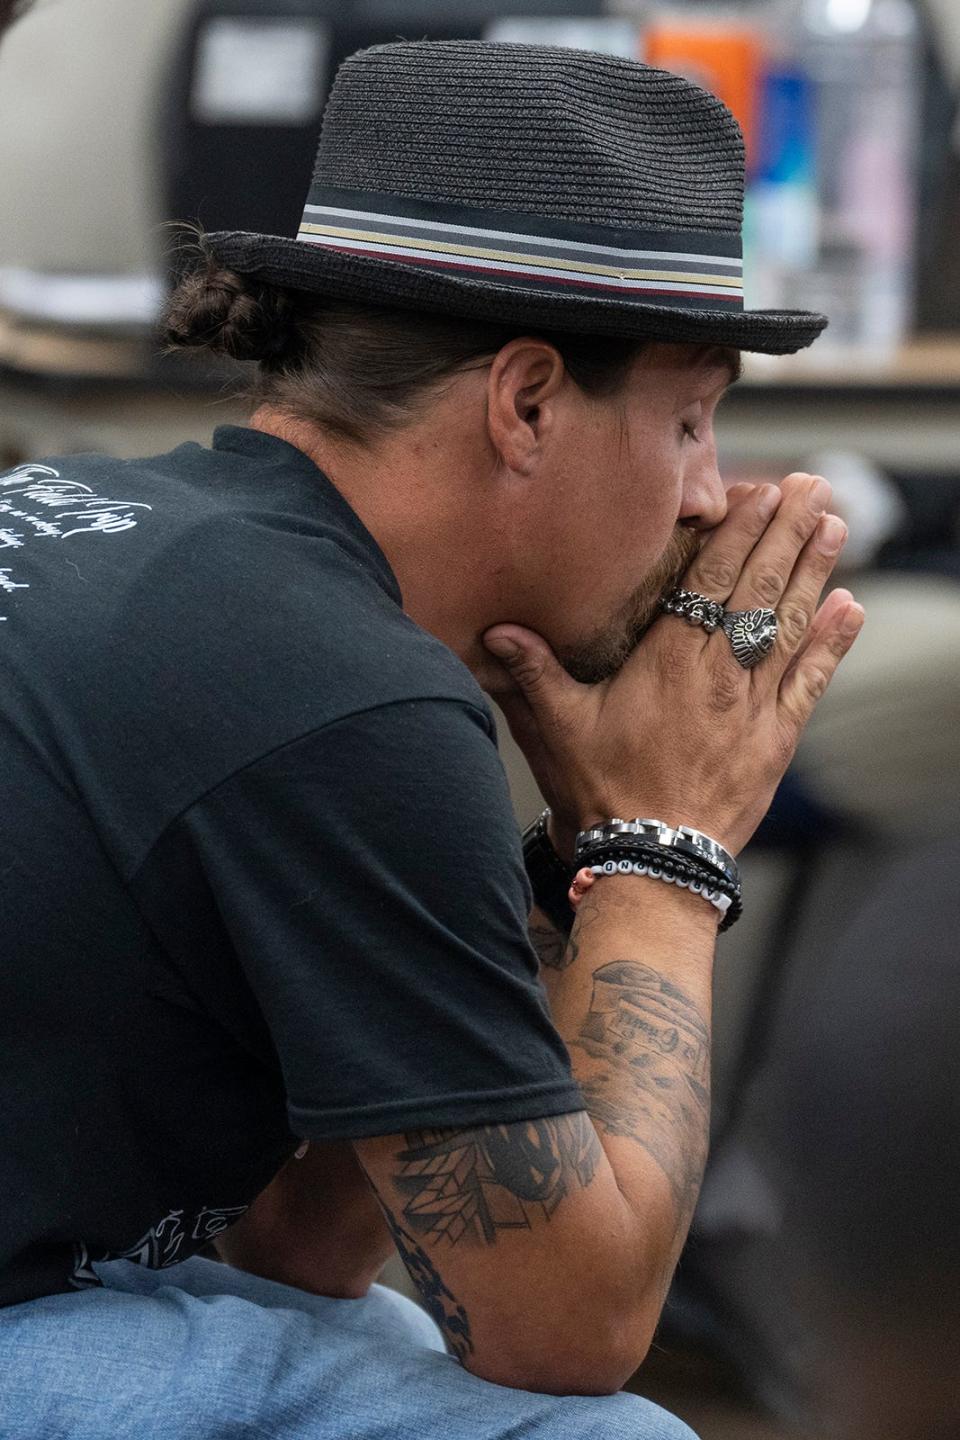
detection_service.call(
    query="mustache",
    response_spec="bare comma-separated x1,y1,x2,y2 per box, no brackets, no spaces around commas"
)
641,525,703,606
616,524,704,645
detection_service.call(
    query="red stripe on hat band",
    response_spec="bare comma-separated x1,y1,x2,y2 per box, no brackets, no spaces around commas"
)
308,241,744,303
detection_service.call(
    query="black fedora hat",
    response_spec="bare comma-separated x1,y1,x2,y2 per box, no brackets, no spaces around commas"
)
203,39,826,356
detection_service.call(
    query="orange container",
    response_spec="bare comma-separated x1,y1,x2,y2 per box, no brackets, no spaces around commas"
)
644,19,764,170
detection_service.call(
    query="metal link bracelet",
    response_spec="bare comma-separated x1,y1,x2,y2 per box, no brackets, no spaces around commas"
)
575,833,743,932
575,817,740,890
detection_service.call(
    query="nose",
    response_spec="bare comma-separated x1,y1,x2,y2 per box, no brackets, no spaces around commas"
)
677,441,727,531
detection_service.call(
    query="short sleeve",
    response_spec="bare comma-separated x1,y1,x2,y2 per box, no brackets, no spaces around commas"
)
175,699,583,1139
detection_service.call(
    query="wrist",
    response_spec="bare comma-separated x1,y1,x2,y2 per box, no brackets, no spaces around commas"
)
545,810,578,868
579,870,721,950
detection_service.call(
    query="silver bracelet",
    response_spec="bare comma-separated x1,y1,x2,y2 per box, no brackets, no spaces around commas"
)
590,857,732,920
576,817,739,889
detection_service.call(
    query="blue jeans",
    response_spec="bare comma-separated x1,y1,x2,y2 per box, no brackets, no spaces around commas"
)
0,1258,697,1439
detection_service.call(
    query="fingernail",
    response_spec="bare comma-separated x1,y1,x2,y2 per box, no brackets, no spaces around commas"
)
809,479,832,513
841,604,865,635
756,484,781,521
485,634,519,660
816,515,847,554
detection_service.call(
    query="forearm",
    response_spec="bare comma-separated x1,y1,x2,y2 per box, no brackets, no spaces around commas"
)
216,1140,396,1298
531,878,716,1301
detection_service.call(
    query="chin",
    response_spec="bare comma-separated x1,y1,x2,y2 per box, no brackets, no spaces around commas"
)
557,609,659,684
558,529,701,682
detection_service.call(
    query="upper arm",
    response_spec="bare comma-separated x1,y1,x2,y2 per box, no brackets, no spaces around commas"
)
354,1114,653,1395
175,698,580,1139
171,697,655,1388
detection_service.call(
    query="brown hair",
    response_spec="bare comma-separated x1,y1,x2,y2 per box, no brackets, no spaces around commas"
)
164,243,646,447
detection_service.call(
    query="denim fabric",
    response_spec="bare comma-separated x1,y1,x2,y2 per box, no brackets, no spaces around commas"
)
0,1257,697,1439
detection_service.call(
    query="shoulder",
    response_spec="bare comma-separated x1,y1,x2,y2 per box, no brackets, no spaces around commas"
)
2,440,495,869
6,439,489,719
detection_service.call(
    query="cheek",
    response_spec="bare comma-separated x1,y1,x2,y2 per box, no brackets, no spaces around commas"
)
569,473,680,614
538,422,682,597
615,443,684,553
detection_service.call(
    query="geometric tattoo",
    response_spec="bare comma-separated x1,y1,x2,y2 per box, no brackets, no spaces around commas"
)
572,960,710,1230
377,1202,475,1362
392,1114,602,1246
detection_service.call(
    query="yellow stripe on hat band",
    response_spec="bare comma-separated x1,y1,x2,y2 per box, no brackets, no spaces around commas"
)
297,222,744,292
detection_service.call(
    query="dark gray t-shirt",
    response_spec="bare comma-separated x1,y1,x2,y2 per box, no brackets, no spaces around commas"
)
0,425,581,1308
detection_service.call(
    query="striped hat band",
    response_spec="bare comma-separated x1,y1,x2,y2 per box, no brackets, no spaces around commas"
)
297,187,744,314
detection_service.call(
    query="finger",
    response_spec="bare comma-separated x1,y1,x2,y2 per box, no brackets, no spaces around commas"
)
770,518,849,667
725,482,759,506
724,473,832,616
483,625,587,737
778,595,865,732
682,481,784,605
781,585,853,683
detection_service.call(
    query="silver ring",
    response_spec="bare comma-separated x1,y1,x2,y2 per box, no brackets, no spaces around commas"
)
660,587,725,634
721,607,779,668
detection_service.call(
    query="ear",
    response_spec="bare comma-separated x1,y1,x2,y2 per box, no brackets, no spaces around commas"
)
485,339,568,475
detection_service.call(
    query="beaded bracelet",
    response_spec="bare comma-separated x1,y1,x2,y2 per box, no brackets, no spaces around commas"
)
576,834,739,897
569,840,742,921
595,856,731,918
572,841,743,931
570,859,736,929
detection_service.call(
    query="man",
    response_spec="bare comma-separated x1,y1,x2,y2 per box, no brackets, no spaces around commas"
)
0,40,860,1439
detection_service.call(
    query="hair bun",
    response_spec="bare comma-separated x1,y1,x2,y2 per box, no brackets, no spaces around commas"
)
164,265,296,363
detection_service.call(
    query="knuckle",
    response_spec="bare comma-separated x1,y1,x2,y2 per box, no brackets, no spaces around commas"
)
788,513,815,548
656,644,692,688
802,665,831,702
694,556,739,596
750,567,783,607
509,654,547,689
708,659,743,713
777,601,810,649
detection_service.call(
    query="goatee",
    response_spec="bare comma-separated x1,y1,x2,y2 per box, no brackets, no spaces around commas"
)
557,526,703,684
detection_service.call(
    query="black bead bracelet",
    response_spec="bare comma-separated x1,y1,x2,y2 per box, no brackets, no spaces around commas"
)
576,839,743,932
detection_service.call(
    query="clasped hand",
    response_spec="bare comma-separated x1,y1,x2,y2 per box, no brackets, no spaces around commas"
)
484,473,863,858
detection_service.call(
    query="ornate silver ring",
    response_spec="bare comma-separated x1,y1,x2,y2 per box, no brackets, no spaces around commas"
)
660,587,726,634
721,607,779,669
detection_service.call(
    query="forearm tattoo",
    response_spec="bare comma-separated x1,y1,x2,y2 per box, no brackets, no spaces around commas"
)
529,921,573,971
529,898,598,971
572,961,710,1232
391,1114,602,1247
378,1201,475,1362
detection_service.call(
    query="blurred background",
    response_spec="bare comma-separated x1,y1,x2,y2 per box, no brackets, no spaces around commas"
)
1,3,958,1437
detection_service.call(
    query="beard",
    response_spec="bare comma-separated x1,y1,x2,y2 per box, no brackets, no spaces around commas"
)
556,525,703,684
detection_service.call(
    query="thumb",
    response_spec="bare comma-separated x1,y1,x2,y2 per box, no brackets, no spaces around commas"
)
483,624,583,722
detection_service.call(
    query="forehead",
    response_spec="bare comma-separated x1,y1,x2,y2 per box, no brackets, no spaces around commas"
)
633,341,742,391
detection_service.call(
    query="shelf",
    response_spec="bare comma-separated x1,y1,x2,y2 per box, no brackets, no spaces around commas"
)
2,314,959,473
741,336,960,393
2,303,960,394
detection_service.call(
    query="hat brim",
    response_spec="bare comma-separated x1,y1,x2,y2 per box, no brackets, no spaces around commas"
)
203,230,826,356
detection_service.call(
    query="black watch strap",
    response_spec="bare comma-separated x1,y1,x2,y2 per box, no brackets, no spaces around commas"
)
522,808,575,937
